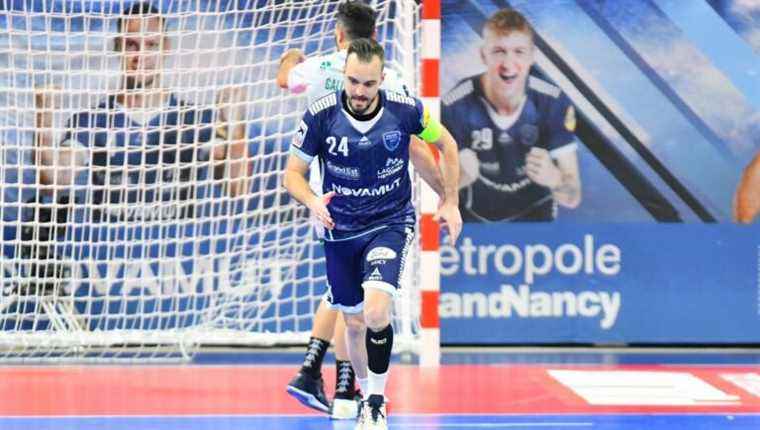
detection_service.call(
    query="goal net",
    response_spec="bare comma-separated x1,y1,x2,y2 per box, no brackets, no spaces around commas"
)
0,0,422,362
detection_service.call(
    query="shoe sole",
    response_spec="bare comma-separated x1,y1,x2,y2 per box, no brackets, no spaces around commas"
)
286,385,330,413
330,398,359,420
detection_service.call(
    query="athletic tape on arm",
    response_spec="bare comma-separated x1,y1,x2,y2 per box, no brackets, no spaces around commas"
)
417,108,442,143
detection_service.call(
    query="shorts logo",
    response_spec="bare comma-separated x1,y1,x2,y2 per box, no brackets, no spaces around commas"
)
382,131,401,152
366,247,397,262
293,120,308,148
368,267,383,281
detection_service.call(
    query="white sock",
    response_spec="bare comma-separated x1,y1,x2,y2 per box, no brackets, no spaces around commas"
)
357,376,369,399
367,369,388,399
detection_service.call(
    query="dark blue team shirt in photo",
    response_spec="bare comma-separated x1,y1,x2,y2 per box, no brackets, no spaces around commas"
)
442,74,577,221
290,90,425,233
65,94,215,208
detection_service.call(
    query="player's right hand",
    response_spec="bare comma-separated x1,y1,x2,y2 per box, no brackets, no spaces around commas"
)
434,201,462,245
280,48,306,65
307,191,336,230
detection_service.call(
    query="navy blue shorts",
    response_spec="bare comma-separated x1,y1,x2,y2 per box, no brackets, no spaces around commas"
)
323,224,415,314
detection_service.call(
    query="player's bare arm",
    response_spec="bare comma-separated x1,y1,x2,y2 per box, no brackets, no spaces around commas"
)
34,86,85,188
276,48,306,89
409,137,445,197
424,123,462,245
214,85,250,196
283,154,335,230
526,147,581,208
734,153,760,223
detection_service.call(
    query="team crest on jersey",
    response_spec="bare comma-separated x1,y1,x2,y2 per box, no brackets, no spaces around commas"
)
382,131,401,152
293,120,308,148
564,106,577,132
519,124,539,147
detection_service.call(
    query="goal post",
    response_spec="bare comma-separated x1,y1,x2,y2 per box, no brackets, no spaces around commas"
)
0,0,433,362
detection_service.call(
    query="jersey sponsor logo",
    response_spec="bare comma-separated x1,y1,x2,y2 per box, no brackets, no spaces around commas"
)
377,157,404,179
382,130,401,151
331,177,401,197
385,90,416,107
293,120,308,148
479,175,532,193
308,93,337,115
326,161,360,180
366,246,397,262
564,106,576,132
519,124,539,147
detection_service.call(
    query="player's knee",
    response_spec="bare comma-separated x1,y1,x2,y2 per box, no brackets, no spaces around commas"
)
343,314,366,337
363,304,390,331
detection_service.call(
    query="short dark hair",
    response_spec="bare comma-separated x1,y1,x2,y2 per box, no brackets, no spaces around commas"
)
336,1,376,41
346,38,385,68
114,2,164,50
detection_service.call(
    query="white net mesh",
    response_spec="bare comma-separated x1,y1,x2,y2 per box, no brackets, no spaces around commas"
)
0,0,421,362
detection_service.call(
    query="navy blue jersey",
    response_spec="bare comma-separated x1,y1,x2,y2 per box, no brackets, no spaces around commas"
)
65,94,215,208
290,90,425,233
442,75,577,221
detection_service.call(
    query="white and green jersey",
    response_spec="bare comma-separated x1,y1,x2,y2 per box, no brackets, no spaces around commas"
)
287,49,411,105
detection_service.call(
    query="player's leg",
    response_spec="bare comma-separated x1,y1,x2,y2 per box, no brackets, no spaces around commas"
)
360,288,393,430
343,310,372,429
355,224,414,430
343,310,369,391
285,299,338,413
331,312,362,419
287,235,364,415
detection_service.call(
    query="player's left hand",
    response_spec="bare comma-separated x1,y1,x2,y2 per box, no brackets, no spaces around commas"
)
434,201,462,246
525,147,561,189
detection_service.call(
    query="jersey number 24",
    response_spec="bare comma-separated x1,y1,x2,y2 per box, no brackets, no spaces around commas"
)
327,136,349,157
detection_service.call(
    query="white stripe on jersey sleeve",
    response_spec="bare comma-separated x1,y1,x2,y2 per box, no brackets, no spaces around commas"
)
289,145,315,164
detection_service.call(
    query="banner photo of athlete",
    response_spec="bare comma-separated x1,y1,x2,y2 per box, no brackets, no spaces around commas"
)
441,0,760,223
439,1,760,343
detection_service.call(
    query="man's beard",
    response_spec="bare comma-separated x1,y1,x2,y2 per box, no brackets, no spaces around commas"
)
349,95,375,114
